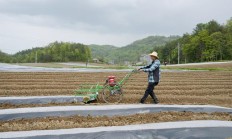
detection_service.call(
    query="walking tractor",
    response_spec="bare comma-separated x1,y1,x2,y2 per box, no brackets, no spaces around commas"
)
74,69,138,103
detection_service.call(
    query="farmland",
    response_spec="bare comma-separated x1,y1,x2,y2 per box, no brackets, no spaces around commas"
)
0,71,232,108
0,67,232,133
1,111,231,132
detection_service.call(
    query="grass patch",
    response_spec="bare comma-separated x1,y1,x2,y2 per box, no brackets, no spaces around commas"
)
72,65,132,69
14,63,64,68
161,66,232,71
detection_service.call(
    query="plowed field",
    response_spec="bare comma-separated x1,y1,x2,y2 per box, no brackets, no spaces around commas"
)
0,71,232,132
0,71,232,107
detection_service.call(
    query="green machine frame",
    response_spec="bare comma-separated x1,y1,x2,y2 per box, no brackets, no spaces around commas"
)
74,69,137,103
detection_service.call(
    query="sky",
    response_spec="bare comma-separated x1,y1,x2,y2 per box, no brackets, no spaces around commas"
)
0,0,232,54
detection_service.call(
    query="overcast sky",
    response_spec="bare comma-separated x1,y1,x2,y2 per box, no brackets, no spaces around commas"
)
0,0,232,54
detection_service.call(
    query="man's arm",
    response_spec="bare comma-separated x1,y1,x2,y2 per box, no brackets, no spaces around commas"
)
143,60,160,72
139,63,151,70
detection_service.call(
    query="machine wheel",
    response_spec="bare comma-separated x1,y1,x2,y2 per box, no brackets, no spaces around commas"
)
102,84,123,103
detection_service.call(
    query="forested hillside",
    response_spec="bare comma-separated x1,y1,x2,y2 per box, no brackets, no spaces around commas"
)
1,18,231,64
1,36,178,64
156,18,232,64
89,36,179,64
110,36,179,63
0,51,11,63
88,45,117,62
2,42,91,63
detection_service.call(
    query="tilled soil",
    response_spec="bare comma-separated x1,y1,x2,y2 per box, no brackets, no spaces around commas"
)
1,111,232,132
0,71,232,132
0,71,232,108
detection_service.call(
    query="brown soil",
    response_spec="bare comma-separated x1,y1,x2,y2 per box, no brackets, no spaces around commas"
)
0,71,232,108
0,71,232,132
1,111,231,132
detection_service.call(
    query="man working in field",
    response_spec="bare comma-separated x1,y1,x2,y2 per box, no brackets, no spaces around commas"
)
138,51,161,104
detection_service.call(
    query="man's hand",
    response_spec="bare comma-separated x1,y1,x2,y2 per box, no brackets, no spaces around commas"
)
137,68,142,72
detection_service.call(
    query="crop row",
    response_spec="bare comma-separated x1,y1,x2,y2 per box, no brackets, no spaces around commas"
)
0,71,231,107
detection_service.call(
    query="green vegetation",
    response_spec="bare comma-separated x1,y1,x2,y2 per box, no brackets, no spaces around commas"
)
162,67,230,71
89,36,179,64
0,51,11,63
156,18,232,64
1,18,231,65
89,18,232,65
161,61,232,71
0,42,91,63
15,63,66,68
15,62,132,69
88,44,117,63
72,65,132,69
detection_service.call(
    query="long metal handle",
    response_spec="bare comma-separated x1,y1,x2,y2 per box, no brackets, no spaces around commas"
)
118,69,137,86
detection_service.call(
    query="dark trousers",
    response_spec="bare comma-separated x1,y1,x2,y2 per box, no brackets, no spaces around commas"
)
140,82,159,103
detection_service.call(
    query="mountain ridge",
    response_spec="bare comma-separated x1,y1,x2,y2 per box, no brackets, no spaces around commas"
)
89,35,180,63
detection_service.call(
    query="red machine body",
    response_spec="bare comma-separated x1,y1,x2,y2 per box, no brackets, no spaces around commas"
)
108,76,116,87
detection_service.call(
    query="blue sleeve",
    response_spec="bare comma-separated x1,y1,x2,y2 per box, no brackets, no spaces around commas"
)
143,60,160,72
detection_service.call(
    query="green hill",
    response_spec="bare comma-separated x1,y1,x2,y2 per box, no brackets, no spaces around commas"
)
157,19,232,64
0,50,11,63
88,44,117,62
12,42,91,63
89,35,179,64
0,36,179,63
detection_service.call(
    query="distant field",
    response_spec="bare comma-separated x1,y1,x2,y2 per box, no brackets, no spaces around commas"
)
15,62,131,69
15,62,102,68
163,61,232,71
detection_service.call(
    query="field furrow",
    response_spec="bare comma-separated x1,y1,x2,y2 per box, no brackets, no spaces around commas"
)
0,71,231,107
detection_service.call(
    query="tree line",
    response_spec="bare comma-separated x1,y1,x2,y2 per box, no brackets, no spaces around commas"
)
156,18,232,64
1,18,231,64
0,42,91,63
0,51,12,63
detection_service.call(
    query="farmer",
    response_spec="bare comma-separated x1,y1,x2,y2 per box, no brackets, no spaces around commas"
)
138,51,160,104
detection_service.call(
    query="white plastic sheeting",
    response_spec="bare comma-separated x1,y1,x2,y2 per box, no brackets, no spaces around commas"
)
0,96,84,104
1,120,232,139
